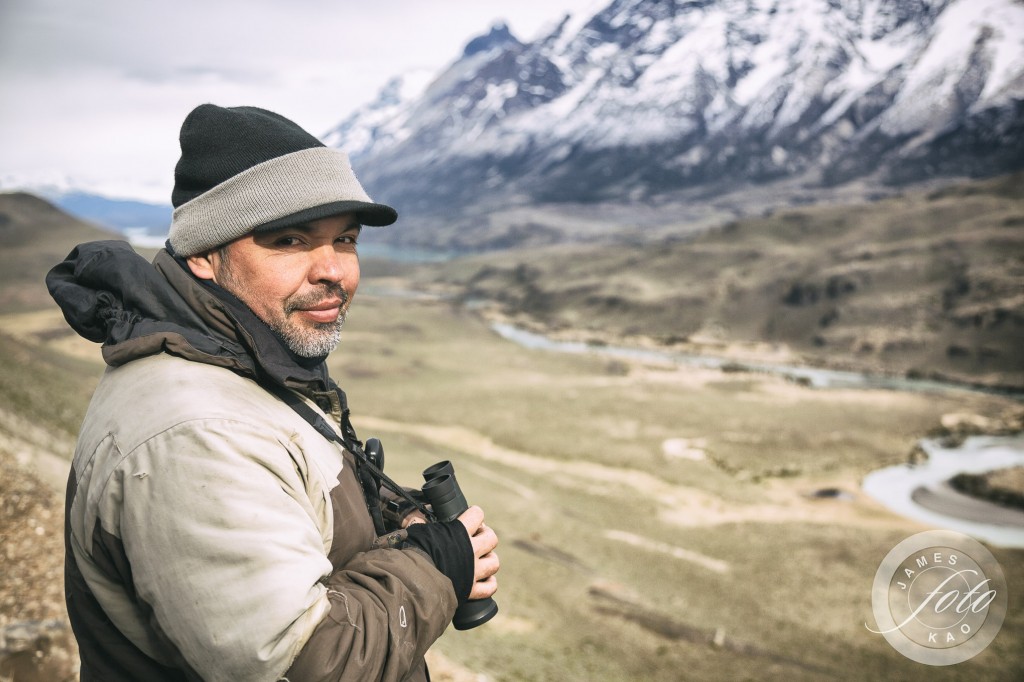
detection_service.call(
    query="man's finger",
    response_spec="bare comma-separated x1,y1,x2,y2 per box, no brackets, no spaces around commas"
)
469,575,498,601
457,505,485,533
471,526,498,556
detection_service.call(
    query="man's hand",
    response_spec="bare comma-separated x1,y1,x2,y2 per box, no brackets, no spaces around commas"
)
403,504,499,601
457,506,499,600
401,510,429,528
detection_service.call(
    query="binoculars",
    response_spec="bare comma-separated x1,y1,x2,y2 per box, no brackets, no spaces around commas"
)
422,461,499,631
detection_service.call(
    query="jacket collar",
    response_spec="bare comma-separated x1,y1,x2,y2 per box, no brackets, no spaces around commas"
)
166,251,334,391
46,240,335,401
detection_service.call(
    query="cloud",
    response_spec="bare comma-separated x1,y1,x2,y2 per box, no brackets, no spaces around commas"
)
0,0,603,200
122,65,274,86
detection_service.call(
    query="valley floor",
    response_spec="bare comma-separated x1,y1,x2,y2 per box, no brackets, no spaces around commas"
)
2,297,1022,681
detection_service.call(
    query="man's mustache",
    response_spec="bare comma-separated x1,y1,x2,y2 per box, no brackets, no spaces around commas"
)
285,285,349,313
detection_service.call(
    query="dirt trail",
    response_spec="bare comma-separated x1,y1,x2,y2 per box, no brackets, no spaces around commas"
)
356,415,915,532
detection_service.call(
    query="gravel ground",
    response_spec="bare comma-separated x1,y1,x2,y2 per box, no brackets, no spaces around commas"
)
0,445,77,682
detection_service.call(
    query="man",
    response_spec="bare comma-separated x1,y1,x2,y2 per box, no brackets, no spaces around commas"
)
47,104,499,681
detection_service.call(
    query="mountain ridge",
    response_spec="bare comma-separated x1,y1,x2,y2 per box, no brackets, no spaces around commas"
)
327,0,1024,250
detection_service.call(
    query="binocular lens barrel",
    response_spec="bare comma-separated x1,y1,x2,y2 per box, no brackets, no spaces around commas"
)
421,474,468,523
422,460,454,482
421,460,498,630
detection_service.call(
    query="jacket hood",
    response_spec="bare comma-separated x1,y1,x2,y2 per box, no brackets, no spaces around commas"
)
46,240,334,397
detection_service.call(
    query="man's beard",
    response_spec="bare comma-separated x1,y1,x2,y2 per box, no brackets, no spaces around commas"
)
271,285,349,358
274,318,345,358
215,255,350,358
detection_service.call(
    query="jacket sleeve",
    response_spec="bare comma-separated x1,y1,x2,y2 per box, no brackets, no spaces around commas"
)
112,418,456,682
283,548,454,681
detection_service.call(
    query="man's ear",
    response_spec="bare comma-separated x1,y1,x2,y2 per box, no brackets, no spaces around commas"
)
186,252,218,281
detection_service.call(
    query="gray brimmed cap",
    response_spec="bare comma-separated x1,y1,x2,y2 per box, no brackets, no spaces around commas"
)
168,104,397,256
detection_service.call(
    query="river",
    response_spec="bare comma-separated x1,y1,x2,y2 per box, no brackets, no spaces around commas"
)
491,322,1024,548
491,323,1015,396
863,436,1024,549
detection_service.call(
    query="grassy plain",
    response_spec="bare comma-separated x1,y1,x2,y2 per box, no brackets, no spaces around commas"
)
5,290,1022,680
328,284,1024,681
1,187,1022,680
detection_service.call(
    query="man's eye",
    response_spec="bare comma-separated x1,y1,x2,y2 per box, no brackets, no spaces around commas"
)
337,235,358,245
276,236,301,247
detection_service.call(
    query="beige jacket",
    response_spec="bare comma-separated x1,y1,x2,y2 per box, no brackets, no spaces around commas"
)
50,241,457,681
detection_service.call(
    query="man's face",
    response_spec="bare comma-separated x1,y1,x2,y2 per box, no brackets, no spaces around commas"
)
189,213,361,357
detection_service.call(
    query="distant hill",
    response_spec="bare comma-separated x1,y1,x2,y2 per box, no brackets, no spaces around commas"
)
52,191,171,237
433,173,1024,389
0,192,120,313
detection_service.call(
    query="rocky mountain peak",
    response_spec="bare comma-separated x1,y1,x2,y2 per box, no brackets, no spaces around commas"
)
325,0,1024,250
462,21,522,58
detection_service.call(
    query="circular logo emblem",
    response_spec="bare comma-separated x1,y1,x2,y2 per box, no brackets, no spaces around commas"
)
866,530,1008,665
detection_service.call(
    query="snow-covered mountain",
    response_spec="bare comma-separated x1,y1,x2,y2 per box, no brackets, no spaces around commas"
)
326,0,1024,247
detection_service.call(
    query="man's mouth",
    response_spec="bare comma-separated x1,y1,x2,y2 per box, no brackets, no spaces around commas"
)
294,299,345,323
287,285,350,324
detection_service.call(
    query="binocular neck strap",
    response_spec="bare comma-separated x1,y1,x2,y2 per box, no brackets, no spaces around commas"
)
260,380,435,527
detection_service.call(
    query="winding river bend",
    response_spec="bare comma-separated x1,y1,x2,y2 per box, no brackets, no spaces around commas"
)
863,436,1024,549
491,323,1016,396
491,322,1024,548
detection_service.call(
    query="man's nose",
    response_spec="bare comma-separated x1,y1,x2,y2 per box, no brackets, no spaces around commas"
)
308,244,345,284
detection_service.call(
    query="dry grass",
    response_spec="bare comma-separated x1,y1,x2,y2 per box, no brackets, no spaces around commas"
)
2,179,1024,675
330,292,1024,682
0,225,1021,680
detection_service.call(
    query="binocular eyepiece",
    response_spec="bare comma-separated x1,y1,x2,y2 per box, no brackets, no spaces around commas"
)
422,461,498,631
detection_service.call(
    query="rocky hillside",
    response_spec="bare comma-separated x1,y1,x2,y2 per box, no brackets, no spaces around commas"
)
0,192,118,313
0,441,77,682
428,172,1024,388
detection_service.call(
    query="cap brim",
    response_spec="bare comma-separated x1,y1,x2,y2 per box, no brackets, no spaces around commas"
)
255,200,398,231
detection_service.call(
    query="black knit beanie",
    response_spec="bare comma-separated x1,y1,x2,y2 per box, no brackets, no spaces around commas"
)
168,104,397,256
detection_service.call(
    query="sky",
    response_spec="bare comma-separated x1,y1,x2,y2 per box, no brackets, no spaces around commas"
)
0,0,603,203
